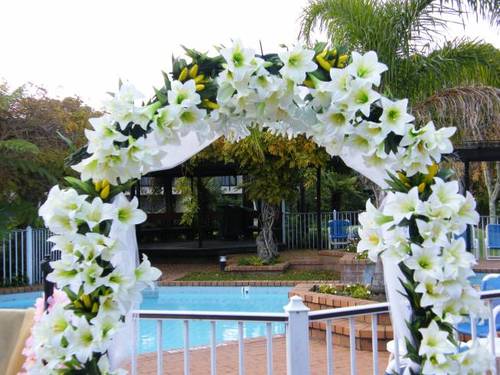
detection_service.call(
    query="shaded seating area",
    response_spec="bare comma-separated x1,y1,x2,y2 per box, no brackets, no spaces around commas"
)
136,160,261,255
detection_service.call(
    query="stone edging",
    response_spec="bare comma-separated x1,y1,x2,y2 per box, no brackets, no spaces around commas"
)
225,262,290,272
0,284,43,295
158,280,306,286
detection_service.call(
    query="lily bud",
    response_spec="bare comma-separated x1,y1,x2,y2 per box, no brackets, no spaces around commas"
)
100,184,110,200
189,64,199,78
179,67,188,82
418,182,426,193
202,99,219,109
316,55,332,71
195,84,205,92
194,74,205,83
338,54,349,67
94,180,102,192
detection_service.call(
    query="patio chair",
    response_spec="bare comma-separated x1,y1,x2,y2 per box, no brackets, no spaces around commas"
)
486,224,500,259
327,219,350,249
0,308,35,375
457,274,500,338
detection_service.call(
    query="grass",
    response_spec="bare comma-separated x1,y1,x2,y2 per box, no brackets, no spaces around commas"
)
177,269,339,281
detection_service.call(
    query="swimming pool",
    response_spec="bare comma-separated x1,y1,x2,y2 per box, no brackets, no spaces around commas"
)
0,286,290,353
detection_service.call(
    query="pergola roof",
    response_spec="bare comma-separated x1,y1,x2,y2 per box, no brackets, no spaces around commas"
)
454,140,500,162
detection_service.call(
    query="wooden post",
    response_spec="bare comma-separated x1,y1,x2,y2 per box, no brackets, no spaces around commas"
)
316,167,322,250
197,177,203,248
464,161,472,251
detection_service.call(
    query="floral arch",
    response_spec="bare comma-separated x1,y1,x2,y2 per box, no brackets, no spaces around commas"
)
30,41,492,374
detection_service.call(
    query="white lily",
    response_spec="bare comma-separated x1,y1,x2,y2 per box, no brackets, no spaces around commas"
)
47,258,81,292
220,40,256,81
111,194,147,230
379,98,414,136
77,197,114,230
416,219,449,247
419,320,455,357
342,80,380,116
85,115,128,154
66,316,103,363
168,80,201,108
358,226,385,261
415,278,447,308
346,51,387,86
328,68,352,102
405,244,443,282
80,261,106,295
428,178,464,218
135,254,162,288
383,187,423,224
278,45,317,83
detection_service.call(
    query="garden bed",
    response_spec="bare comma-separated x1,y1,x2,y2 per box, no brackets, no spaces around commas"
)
225,261,290,273
290,283,392,351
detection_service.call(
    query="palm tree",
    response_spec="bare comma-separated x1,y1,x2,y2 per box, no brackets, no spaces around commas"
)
300,0,499,103
301,0,500,214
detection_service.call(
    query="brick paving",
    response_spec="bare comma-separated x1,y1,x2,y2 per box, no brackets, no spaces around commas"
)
125,336,389,375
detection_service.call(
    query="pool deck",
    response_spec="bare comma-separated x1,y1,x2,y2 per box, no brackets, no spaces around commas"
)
124,336,389,374
474,259,500,273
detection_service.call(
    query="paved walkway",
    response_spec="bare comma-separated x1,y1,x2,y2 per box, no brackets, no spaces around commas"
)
125,336,389,375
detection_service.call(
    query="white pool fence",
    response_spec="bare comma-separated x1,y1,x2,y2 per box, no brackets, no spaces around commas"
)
0,226,57,285
1,214,498,285
131,290,500,375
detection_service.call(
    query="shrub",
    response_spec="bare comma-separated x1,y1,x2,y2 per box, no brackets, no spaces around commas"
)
237,255,280,266
311,283,372,299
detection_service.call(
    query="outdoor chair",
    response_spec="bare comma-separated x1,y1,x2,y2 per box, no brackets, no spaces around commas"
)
486,224,500,259
456,274,500,337
327,219,350,249
385,274,500,373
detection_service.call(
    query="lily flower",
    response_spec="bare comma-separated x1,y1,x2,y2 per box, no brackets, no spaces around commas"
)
383,187,423,224
379,98,414,136
405,244,443,282
346,51,387,86
111,194,147,231
278,45,317,83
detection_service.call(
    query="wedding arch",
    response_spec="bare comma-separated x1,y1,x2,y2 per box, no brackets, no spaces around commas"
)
30,41,492,374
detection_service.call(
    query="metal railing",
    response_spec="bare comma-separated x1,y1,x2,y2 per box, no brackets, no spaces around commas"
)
283,210,360,250
130,290,500,375
476,216,500,259
1,226,56,285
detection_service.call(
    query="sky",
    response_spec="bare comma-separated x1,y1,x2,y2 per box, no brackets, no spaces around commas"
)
0,0,498,108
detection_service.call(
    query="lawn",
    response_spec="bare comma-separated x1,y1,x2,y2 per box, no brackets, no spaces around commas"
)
176,269,339,281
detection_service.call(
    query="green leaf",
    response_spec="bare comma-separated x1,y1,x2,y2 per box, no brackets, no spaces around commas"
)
64,177,96,196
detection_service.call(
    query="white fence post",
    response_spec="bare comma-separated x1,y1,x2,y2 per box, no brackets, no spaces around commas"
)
26,226,33,285
284,296,310,375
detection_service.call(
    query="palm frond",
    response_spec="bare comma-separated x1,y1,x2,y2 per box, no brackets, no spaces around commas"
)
399,39,500,101
440,0,499,24
413,86,500,142
0,139,39,154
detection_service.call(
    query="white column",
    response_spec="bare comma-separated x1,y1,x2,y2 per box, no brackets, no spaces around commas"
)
284,296,310,375
26,226,33,285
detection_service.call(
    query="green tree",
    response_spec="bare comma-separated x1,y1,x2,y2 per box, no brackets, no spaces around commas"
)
194,131,328,261
0,82,98,232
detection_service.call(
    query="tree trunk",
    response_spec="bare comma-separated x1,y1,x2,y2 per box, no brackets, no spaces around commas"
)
482,161,500,221
256,201,279,262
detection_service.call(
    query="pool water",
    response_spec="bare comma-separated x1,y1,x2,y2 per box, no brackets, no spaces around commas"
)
0,286,290,353
469,272,486,287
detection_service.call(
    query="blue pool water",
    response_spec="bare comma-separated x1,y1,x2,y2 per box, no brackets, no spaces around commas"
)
469,272,486,286
0,286,290,353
